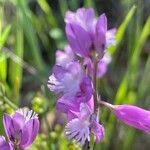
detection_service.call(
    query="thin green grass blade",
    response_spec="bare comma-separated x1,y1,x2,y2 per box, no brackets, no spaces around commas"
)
0,83,18,110
129,17,150,69
11,0,45,71
0,0,3,37
58,0,68,17
9,30,23,102
138,55,150,99
115,17,150,104
109,5,136,55
31,13,51,51
8,5,24,102
0,25,11,50
37,0,58,28
84,0,95,8
0,53,7,82
0,108,3,134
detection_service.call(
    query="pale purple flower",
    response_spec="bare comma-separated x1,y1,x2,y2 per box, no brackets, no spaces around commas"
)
3,108,39,149
97,52,111,77
65,8,116,59
65,102,104,146
48,62,83,96
114,105,150,133
106,29,116,48
0,136,13,150
84,52,111,78
48,62,93,113
56,45,76,67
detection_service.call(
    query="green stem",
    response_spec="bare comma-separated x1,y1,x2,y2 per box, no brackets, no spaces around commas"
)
83,60,99,150
14,144,23,150
93,60,98,114
99,100,115,110
0,93,18,110
82,140,90,150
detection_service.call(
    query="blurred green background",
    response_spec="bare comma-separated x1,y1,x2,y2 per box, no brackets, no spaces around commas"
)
0,0,150,149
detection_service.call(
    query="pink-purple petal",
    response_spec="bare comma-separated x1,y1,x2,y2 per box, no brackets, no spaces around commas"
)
0,136,13,150
3,114,11,138
76,76,93,103
56,45,75,67
114,105,150,133
12,112,25,130
91,120,105,143
56,95,80,113
53,65,67,80
96,13,107,33
94,14,107,57
66,23,92,57
65,118,90,146
20,118,39,148
106,28,116,48
79,103,91,121
76,8,95,31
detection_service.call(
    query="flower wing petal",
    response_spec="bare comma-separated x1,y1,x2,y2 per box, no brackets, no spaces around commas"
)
65,118,90,146
91,120,105,143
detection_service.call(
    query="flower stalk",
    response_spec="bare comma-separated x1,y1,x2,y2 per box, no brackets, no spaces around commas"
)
99,100,115,110
93,60,98,115
82,140,90,150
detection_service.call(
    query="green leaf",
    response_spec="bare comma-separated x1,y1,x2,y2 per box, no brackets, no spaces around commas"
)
109,5,136,55
0,53,7,82
37,0,58,28
0,25,11,50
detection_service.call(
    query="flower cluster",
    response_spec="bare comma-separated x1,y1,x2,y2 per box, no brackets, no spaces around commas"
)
0,108,39,150
48,8,150,147
47,8,114,146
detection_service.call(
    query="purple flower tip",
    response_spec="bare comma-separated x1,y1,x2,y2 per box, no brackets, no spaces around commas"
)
114,105,150,133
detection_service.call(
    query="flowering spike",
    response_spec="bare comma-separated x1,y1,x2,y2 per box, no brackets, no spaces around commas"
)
47,7,118,147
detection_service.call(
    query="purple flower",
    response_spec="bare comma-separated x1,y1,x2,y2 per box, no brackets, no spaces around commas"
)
114,105,150,133
48,62,83,96
65,8,116,59
0,136,13,150
65,102,104,146
97,52,111,77
56,45,76,68
48,62,93,113
3,108,39,149
84,52,111,78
